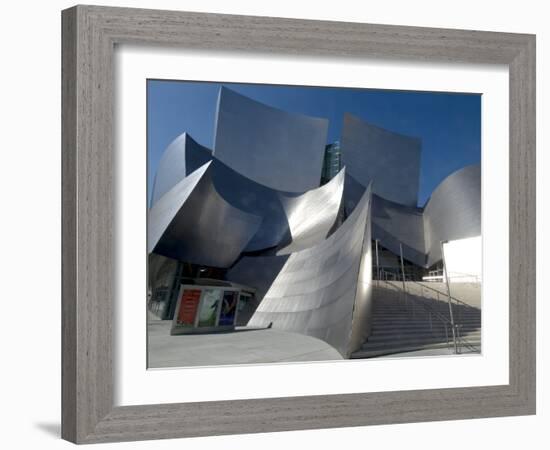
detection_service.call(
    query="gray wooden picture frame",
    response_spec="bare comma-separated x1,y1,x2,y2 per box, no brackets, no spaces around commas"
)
61,4,536,444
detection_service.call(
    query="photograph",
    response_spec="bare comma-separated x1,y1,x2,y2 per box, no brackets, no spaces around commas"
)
146,80,482,368
1,0,541,447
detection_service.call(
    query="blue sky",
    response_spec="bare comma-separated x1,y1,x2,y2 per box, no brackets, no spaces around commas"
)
147,80,481,207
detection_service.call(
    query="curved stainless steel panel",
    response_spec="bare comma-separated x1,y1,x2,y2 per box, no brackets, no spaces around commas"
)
424,164,481,267
151,132,212,206
248,185,374,357
209,159,291,252
148,162,262,268
368,164,480,268
342,172,367,216
148,162,211,253
276,167,345,255
341,113,421,207
213,87,329,193
372,194,426,267
150,146,348,257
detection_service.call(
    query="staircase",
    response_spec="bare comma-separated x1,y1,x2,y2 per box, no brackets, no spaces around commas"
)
351,281,481,359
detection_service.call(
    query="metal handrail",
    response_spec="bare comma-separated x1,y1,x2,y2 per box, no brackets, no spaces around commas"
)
377,273,480,353
455,328,480,353
377,270,479,330
404,278,481,351
378,277,455,349
405,279,481,339
424,269,480,280
382,279,452,325
413,283,481,354
375,269,477,311
378,274,452,326
407,279,478,311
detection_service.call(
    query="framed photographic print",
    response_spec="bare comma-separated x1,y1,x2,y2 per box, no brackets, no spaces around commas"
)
61,4,536,444
146,79,483,368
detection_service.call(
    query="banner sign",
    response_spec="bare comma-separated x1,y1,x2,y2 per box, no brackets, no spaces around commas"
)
219,290,238,326
198,289,222,327
176,289,201,326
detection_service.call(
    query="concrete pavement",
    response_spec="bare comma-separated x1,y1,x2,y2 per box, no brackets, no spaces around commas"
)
148,320,343,368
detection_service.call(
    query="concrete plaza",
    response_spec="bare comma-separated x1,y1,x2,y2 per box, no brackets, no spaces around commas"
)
147,320,343,368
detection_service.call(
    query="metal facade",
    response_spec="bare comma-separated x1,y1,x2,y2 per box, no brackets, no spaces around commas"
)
213,87,329,192
209,159,291,252
369,164,481,268
371,194,426,267
341,113,421,207
277,167,345,255
248,186,373,357
147,87,480,356
423,164,481,267
148,161,262,268
150,132,212,206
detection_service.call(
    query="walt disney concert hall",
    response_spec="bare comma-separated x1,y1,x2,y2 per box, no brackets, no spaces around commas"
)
148,87,482,360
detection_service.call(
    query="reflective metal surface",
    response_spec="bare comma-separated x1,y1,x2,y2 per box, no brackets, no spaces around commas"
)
341,113,421,207
342,172,367,216
248,185,374,357
148,162,211,253
276,167,345,255
209,159,291,252
368,164,481,268
371,194,426,267
151,132,212,206
149,138,348,259
423,164,481,266
213,87,329,193
148,162,262,268
146,87,480,357
209,158,346,253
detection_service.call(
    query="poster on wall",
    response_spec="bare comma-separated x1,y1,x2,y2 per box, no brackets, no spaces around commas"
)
198,289,222,327
176,289,202,326
219,291,238,326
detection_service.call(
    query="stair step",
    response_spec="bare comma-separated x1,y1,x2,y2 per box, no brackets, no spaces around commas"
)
366,331,481,343
351,340,481,359
371,319,481,327
374,311,479,317
373,313,481,317
373,305,480,311
361,336,481,350
373,304,480,309
370,327,480,336
370,327,481,335
370,331,480,340
372,319,480,324
360,336,481,352
371,314,480,320
357,284,482,359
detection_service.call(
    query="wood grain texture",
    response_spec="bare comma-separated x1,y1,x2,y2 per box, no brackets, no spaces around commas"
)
61,4,536,444
61,6,77,443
